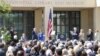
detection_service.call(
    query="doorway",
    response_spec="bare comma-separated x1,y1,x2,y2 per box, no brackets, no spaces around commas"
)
53,11,80,39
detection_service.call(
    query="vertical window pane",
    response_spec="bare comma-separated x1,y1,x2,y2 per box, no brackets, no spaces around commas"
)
9,13,14,27
0,15,3,27
60,14,65,25
71,12,75,18
53,13,57,25
76,12,80,18
54,26,56,31
66,26,69,33
72,19,75,25
57,18,60,25
19,13,23,30
57,14,60,25
76,19,80,25
13,12,19,30
66,13,69,25
57,26,60,33
62,26,65,33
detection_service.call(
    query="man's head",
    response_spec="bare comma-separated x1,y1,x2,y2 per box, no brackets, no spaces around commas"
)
10,41,15,46
22,33,26,36
73,27,77,31
80,29,84,32
95,30,99,32
17,50,24,56
88,29,92,32
10,27,14,31
0,43,4,48
33,28,36,32
62,49,68,55
55,47,62,56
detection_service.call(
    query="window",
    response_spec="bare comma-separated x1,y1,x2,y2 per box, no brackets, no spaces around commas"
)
53,11,80,39
0,11,34,38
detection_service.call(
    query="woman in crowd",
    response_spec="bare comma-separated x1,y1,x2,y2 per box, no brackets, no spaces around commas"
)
79,29,85,41
20,33,27,42
94,30,100,41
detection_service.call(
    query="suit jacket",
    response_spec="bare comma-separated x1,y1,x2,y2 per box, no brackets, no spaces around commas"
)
32,31,38,40
71,31,79,40
10,31,14,40
87,32,94,41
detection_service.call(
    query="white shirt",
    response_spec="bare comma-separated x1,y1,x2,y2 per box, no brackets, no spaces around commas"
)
14,35,18,40
95,32,100,41
46,49,52,56
7,46,15,52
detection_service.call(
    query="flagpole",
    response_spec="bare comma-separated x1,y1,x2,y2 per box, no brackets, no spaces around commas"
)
44,6,53,41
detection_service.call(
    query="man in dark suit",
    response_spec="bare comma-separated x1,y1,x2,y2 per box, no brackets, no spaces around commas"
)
70,27,79,40
10,27,15,41
87,29,94,41
32,28,38,40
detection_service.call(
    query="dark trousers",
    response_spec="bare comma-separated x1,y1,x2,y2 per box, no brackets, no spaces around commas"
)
32,35,38,40
87,37,93,41
72,35,79,40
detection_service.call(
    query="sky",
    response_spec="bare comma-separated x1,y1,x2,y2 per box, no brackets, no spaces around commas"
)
97,0,100,6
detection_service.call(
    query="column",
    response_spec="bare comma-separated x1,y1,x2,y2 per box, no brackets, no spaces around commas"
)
93,8,100,31
81,9,93,32
81,9,93,40
35,8,43,32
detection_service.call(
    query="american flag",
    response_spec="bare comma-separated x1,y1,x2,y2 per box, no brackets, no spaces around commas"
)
47,9,53,38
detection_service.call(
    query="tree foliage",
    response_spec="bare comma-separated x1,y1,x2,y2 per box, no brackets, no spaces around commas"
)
0,0,11,13
0,27,11,43
0,0,11,43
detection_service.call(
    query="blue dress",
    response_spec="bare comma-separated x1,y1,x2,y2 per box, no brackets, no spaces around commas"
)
38,32,45,41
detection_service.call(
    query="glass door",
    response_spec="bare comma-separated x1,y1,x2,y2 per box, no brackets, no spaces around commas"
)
53,11,80,40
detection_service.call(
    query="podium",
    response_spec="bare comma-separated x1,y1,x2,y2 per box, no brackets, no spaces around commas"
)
57,34,66,41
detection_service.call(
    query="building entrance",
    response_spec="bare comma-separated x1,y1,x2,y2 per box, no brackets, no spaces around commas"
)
53,11,80,40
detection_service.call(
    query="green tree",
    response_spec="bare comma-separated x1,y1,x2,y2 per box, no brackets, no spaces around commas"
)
0,0,11,44
0,27,11,43
0,0,11,13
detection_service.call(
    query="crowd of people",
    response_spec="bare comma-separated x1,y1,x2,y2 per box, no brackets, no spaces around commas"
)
0,27,100,56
